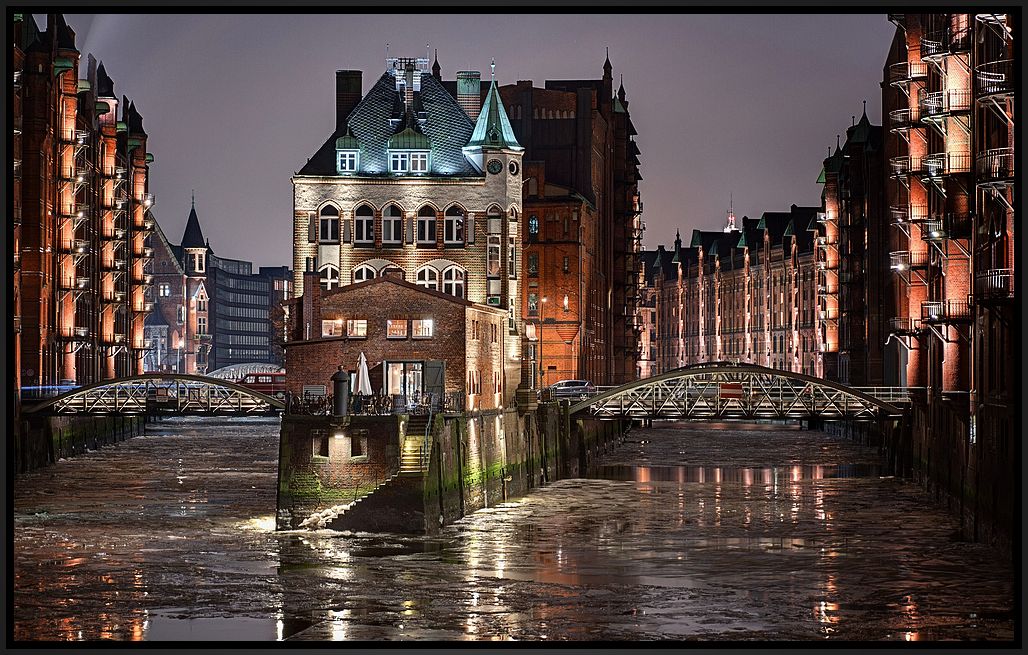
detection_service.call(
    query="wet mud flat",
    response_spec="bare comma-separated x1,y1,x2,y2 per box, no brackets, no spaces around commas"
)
12,418,1015,641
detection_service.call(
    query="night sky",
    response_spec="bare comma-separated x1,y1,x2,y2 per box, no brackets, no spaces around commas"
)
55,13,897,268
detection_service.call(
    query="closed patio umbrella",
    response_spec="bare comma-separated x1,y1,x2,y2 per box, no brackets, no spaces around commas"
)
353,351,373,396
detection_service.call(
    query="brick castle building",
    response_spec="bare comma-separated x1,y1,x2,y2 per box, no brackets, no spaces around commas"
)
13,13,155,394
499,55,644,387
289,55,524,404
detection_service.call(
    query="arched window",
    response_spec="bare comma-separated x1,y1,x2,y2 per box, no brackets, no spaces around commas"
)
382,204,402,245
353,264,376,283
417,205,437,245
319,205,340,243
354,204,374,245
444,205,464,244
528,214,539,237
416,266,438,290
442,266,465,299
319,265,339,291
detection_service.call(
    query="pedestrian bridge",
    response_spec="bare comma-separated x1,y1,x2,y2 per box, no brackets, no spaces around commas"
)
569,363,912,421
22,373,285,416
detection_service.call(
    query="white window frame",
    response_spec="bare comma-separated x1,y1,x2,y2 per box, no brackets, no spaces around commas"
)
336,150,358,173
354,206,374,244
320,265,339,290
412,319,434,339
444,208,464,244
390,152,409,173
416,266,439,291
417,209,437,245
409,151,429,173
442,265,465,299
321,319,344,337
382,206,403,245
319,209,340,243
353,264,376,283
346,319,368,338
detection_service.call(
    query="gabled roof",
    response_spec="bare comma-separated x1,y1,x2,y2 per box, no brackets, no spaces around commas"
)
320,274,505,314
150,214,186,275
298,70,479,177
466,79,523,151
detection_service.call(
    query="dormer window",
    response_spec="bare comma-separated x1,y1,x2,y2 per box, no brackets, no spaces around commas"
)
390,152,409,172
337,151,358,173
410,152,428,173
388,150,429,174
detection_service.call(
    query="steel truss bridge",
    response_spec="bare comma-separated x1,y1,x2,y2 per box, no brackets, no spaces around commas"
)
23,373,286,416
570,363,912,421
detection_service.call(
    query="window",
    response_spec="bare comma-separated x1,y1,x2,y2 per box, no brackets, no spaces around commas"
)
528,293,539,316
346,319,367,338
491,323,497,343
527,253,538,276
197,298,207,312
337,151,358,173
307,215,317,244
390,152,409,173
354,204,374,244
412,319,433,339
417,206,437,244
353,264,376,283
444,205,464,244
197,316,207,335
177,306,186,323
410,152,428,173
487,235,501,277
192,253,205,273
322,319,344,337
442,266,465,298
158,283,171,297
382,204,402,245
563,256,570,273
508,236,517,278
563,295,570,312
528,215,539,236
387,319,408,339
319,205,340,243
320,266,339,290
416,266,438,290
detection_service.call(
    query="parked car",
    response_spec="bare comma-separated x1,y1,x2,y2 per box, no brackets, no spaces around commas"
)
547,380,596,400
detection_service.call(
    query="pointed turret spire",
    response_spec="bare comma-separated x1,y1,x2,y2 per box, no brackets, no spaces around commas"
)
465,73,523,152
432,48,441,79
603,47,612,77
182,197,206,249
96,61,115,98
490,57,495,80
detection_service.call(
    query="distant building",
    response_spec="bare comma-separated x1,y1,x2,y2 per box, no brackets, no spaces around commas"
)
500,55,644,386
291,55,524,405
146,200,292,374
13,13,154,391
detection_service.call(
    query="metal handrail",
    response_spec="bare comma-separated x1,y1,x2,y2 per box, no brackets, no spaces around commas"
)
976,60,1014,97
889,317,922,333
976,148,1014,181
975,269,1014,299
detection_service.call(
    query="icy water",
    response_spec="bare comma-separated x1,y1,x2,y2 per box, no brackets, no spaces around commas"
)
12,417,1015,641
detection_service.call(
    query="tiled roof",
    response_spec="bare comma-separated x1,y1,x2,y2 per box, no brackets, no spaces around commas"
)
466,79,523,151
181,203,206,248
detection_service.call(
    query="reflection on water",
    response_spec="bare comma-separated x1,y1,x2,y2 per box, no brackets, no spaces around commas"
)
13,417,1015,641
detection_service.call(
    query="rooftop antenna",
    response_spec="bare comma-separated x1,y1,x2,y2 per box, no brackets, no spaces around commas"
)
490,57,495,80
191,189,195,208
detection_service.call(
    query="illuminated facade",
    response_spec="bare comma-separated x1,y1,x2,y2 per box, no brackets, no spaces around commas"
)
883,13,1015,542
646,205,821,376
291,55,524,403
13,13,154,391
500,57,644,386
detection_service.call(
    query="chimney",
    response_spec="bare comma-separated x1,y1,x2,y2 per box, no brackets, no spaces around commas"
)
335,70,362,132
457,71,481,118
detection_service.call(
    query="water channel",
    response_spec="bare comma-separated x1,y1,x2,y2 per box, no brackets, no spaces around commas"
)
12,416,1015,641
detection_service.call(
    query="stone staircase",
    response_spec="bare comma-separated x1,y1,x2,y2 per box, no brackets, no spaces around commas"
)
400,415,431,475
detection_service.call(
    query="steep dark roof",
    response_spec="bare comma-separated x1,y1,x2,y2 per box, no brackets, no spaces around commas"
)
53,14,77,50
181,203,206,249
298,70,479,177
639,248,661,286
96,61,115,98
125,100,146,136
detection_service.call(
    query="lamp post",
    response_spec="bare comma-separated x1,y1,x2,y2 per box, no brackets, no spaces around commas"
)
176,338,183,373
539,296,548,389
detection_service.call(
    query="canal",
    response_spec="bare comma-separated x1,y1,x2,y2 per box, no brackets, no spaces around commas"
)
12,416,1014,641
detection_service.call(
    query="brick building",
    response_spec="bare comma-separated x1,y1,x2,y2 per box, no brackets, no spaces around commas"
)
13,13,154,392
285,271,508,411
645,205,821,376
291,55,524,404
883,13,1016,542
500,55,644,387
146,200,292,374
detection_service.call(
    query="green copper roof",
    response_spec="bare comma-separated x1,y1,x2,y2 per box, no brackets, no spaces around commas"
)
816,167,826,184
388,126,431,150
335,132,359,150
466,80,523,151
613,96,627,114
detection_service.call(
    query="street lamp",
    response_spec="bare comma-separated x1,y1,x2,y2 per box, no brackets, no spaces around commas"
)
539,296,548,389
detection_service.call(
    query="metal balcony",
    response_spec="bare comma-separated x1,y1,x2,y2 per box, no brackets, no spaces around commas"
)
134,246,154,259
114,165,127,179
921,300,972,323
101,227,127,240
976,60,1014,99
974,269,1014,302
890,250,930,271
976,148,1014,185
889,61,928,87
920,152,971,178
59,276,89,291
13,69,21,90
101,258,127,272
134,301,155,313
888,107,920,132
889,317,922,334
141,192,155,208
74,129,90,144
919,89,972,119
889,155,920,177
132,272,153,285
815,211,828,223
920,27,970,60
102,290,127,303
101,333,126,345
921,31,947,60
13,160,21,179
59,326,90,340
60,239,91,255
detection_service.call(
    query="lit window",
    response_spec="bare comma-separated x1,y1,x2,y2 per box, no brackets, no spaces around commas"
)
528,293,539,316
353,264,376,283
159,283,171,297
563,256,570,273
417,206,437,244
321,319,344,337
382,204,402,245
387,319,408,339
416,267,438,290
412,319,433,339
410,152,429,173
442,266,465,298
390,152,409,173
354,204,374,244
320,266,339,290
319,205,340,243
337,151,358,173
528,215,539,235
487,235,501,277
444,205,464,244
346,319,367,338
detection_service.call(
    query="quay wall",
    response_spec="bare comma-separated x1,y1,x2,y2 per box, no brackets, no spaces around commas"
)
15,414,149,473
